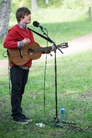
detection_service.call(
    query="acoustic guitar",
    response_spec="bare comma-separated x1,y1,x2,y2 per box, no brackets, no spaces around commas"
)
7,42,68,66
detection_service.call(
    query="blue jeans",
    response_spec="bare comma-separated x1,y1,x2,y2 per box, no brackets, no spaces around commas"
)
10,65,29,119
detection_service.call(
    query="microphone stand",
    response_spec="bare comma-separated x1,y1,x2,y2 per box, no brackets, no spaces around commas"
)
30,26,76,127
40,28,77,127
41,28,63,126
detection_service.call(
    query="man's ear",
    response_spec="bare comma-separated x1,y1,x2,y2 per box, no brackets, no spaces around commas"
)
20,16,24,21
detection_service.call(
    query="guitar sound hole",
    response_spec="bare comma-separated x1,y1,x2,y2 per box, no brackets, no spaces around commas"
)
27,48,34,55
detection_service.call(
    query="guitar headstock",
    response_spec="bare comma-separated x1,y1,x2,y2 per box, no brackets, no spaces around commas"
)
59,42,69,48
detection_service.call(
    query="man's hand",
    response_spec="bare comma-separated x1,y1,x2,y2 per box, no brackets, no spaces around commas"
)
18,38,30,48
23,38,30,45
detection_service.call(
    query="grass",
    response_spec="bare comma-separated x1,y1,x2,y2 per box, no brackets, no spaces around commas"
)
0,50,92,138
0,4,92,138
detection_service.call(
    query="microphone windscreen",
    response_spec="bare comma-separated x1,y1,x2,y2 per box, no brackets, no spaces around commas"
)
33,21,39,27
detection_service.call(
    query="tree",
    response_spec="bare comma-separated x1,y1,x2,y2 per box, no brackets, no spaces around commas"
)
31,0,38,9
46,0,49,5
0,0,11,39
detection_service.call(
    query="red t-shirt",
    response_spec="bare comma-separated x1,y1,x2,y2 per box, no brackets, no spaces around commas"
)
3,24,35,67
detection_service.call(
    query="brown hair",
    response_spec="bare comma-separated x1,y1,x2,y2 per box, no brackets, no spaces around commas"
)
16,7,31,22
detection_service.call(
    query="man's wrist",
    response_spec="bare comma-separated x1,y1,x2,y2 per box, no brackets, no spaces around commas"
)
17,41,24,48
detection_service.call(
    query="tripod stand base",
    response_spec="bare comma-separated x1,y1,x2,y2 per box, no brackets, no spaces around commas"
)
54,117,63,127
56,123,63,127
54,117,59,123
53,117,77,127
62,121,77,125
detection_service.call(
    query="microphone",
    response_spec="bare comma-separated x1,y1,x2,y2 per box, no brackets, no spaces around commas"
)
33,21,46,30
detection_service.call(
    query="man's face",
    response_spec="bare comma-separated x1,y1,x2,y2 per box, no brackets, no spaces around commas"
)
20,14,31,25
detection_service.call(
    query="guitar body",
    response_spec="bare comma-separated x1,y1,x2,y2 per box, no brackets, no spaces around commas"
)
8,42,68,66
8,42,42,66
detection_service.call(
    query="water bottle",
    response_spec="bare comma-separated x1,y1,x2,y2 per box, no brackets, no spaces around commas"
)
60,106,66,122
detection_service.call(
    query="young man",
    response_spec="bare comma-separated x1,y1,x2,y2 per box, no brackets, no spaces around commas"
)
3,7,52,124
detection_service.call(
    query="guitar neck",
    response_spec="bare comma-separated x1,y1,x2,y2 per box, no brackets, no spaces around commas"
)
34,42,68,53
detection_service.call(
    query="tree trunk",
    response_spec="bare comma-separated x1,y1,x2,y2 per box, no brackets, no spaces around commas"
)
46,0,49,5
31,0,38,9
0,0,11,39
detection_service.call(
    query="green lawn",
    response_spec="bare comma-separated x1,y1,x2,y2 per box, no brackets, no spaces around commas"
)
0,50,92,138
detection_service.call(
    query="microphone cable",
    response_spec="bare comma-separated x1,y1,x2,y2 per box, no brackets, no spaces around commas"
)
43,29,49,117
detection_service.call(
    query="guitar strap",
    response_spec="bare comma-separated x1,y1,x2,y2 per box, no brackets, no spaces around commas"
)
28,28,53,43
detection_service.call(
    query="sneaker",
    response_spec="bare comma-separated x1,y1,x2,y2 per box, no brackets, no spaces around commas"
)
21,114,32,122
12,117,28,124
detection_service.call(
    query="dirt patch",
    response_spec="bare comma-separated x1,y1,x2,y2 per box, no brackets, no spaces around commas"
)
0,59,8,69
62,33,92,55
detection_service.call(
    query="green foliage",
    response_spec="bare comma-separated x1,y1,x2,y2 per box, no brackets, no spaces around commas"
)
11,0,31,12
11,0,92,9
61,0,85,9
37,0,92,8
0,0,1,6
